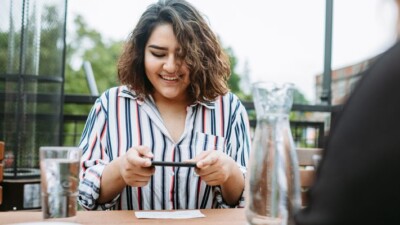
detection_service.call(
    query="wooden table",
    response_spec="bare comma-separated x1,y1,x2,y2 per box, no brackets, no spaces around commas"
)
0,208,247,225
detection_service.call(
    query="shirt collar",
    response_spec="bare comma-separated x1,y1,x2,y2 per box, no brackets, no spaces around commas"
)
189,100,215,109
118,86,144,104
118,86,215,109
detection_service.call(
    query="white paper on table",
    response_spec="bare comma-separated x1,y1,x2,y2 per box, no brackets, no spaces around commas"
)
135,210,205,219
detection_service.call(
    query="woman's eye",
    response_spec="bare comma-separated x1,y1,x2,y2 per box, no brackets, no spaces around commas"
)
151,52,165,57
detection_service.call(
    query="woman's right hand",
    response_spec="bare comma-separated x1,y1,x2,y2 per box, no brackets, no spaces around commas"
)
119,146,155,187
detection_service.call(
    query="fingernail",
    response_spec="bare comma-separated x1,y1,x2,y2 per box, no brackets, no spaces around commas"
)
145,160,151,167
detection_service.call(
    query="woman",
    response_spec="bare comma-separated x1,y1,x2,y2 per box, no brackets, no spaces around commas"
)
78,0,251,210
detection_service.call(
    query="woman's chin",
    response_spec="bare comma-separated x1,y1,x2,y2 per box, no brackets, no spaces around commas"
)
157,92,186,101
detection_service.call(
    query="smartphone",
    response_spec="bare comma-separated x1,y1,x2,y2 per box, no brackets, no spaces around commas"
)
151,161,197,168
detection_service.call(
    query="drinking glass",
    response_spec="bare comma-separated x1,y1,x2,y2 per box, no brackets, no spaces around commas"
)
39,146,81,221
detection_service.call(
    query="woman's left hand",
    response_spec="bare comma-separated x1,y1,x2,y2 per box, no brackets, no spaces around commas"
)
192,150,236,186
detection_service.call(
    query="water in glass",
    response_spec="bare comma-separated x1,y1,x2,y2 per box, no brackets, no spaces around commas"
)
40,147,80,221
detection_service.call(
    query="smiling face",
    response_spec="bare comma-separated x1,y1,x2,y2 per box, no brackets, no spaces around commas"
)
144,23,191,104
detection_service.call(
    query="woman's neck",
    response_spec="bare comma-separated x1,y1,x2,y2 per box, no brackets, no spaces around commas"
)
152,93,192,113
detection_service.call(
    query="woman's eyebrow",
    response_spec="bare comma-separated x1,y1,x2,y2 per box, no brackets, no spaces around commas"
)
148,45,181,52
148,45,167,50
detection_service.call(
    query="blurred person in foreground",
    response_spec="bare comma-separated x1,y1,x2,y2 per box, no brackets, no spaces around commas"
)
295,1,400,224
77,0,250,210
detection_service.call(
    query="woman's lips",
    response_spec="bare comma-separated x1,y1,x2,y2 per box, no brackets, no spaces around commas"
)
160,74,181,81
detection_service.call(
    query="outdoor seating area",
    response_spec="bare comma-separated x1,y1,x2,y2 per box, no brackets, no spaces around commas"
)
4,0,399,224
0,0,334,213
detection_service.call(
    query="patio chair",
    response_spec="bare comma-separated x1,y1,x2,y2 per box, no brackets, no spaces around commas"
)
0,141,4,205
297,147,323,206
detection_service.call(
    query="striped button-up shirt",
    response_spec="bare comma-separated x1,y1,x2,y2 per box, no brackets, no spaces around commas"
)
78,86,251,210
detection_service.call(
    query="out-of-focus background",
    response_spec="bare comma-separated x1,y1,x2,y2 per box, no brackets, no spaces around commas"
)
68,0,398,103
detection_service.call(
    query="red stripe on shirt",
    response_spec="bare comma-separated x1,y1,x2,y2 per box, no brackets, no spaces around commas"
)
87,135,97,162
196,177,202,208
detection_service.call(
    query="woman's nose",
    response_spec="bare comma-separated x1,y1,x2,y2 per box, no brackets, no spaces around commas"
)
163,55,177,73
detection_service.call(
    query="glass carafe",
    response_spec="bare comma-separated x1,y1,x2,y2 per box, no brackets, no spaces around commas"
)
246,82,301,225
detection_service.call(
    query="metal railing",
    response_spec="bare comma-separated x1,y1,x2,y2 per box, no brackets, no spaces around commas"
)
63,95,333,148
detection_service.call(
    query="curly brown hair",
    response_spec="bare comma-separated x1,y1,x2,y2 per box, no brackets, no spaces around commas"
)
117,0,231,102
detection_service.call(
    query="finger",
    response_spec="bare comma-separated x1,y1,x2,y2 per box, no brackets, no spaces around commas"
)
195,165,213,176
136,166,156,176
191,150,211,161
197,154,218,168
133,173,153,182
135,146,154,158
126,148,152,167
190,150,214,167
130,155,152,167
199,171,223,185
130,169,155,179
128,180,150,187
195,165,218,176
138,158,152,167
203,179,219,186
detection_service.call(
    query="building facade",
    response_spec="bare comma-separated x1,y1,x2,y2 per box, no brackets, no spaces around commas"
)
315,56,378,105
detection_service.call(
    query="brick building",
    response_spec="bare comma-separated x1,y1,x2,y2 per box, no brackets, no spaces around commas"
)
315,56,378,105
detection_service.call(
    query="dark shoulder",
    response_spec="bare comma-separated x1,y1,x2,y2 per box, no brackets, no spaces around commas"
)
343,41,400,104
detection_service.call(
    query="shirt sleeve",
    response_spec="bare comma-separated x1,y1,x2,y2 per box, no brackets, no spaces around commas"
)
215,99,251,208
77,97,119,210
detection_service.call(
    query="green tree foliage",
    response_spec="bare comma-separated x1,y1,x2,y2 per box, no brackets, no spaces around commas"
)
39,5,65,78
293,88,309,105
0,32,7,91
225,47,240,93
63,15,124,145
65,15,122,96
224,47,252,100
